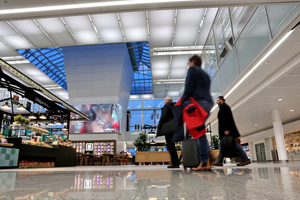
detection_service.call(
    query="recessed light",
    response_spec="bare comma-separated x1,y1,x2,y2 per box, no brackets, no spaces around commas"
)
254,124,258,126
278,98,283,102
290,109,294,112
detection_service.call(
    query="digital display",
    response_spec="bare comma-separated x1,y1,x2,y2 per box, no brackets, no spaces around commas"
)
70,104,122,133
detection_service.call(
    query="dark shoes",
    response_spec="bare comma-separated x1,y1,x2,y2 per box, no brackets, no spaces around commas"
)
167,165,180,168
212,162,223,166
237,160,251,166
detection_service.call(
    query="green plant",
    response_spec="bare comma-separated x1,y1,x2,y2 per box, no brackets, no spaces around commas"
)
133,133,150,152
211,135,219,150
20,117,26,124
14,115,23,123
24,119,30,125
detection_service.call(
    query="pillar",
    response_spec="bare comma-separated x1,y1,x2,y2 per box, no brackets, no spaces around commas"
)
249,142,256,162
272,110,288,161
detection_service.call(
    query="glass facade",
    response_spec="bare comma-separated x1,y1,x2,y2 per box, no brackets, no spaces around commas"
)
202,4,300,99
128,99,178,132
17,47,67,90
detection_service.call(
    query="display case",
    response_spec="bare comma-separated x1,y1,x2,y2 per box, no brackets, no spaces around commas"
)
71,140,116,155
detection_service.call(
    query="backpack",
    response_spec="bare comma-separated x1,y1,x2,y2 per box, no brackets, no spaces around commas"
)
220,136,238,158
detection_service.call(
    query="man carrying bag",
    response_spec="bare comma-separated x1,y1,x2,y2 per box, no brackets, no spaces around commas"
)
157,96,179,168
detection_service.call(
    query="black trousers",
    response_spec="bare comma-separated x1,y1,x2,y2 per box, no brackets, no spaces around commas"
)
165,134,179,166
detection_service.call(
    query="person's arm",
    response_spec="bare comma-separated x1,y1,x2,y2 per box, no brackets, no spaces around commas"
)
157,105,171,130
182,67,197,103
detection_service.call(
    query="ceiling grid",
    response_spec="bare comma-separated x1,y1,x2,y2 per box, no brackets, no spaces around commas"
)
117,13,126,42
88,15,103,44
60,17,79,45
32,19,58,47
6,21,35,49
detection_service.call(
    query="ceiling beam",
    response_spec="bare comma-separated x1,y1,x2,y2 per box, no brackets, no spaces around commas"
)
0,0,297,21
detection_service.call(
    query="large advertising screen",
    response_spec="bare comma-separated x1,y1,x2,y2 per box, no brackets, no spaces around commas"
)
70,104,122,133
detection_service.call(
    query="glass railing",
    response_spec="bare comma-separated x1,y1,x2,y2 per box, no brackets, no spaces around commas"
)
202,4,300,100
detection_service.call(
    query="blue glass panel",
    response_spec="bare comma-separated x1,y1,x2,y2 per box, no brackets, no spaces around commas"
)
17,47,68,91
130,41,153,95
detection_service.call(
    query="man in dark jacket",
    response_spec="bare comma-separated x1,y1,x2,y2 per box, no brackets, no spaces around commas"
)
181,55,214,171
213,96,251,166
157,96,180,168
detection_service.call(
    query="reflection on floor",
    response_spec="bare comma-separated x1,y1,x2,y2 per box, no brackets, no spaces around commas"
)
1,162,300,200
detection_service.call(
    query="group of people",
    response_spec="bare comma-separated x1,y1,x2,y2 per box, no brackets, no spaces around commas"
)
157,55,251,171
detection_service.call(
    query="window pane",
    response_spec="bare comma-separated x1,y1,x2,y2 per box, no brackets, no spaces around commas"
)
266,4,300,37
235,6,270,73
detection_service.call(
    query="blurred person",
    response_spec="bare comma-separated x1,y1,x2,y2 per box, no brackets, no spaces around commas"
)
157,96,180,168
181,55,214,171
212,96,251,166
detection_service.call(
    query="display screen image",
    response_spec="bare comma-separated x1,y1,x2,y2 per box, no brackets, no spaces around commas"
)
70,104,122,133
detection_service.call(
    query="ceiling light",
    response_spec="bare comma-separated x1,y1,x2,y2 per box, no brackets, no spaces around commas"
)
153,79,185,84
0,0,189,15
224,29,294,99
6,60,30,64
290,109,294,112
1,102,11,110
28,114,36,119
39,114,47,119
152,51,203,56
48,122,55,126
278,98,283,102
17,104,26,111
254,124,258,126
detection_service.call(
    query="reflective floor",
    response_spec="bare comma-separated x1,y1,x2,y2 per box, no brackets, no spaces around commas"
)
1,163,300,200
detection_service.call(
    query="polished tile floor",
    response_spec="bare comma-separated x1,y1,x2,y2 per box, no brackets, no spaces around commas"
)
1,162,300,200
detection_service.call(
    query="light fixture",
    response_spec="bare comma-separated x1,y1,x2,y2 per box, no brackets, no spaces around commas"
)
17,104,26,111
0,0,189,15
48,121,55,126
56,121,62,125
278,98,283,102
290,109,294,112
39,114,47,119
254,124,258,126
1,102,11,110
28,114,36,119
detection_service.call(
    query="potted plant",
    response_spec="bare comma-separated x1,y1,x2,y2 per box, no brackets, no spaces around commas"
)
133,133,150,152
24,119,30,126
210,135,220,163
13,115,23,124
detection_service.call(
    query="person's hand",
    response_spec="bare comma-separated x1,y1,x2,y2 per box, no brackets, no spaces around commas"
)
224,130,230,135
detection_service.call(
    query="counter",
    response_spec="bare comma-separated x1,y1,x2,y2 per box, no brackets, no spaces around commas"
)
19,144,76,167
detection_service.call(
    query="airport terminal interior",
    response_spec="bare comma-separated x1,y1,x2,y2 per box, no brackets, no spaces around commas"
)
0,0,300,199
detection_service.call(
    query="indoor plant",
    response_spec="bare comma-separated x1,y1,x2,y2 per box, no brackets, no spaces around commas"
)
210,135,220,163
133,133,150,152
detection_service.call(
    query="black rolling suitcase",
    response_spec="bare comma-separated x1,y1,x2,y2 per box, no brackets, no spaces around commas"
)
182,139,200,170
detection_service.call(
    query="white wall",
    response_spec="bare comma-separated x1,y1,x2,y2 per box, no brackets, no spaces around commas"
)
242,119,300,161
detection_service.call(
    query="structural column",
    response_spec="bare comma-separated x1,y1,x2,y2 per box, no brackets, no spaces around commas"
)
271,110,288,161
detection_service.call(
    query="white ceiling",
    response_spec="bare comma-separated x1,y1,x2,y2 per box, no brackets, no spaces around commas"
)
0,0,300,139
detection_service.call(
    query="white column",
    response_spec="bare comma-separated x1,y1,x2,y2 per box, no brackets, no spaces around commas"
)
264,138,273,161
272,110,288,161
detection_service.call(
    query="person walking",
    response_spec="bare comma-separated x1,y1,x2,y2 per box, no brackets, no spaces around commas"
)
181,55,214,171
213,96,251,166
157,96,180,168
